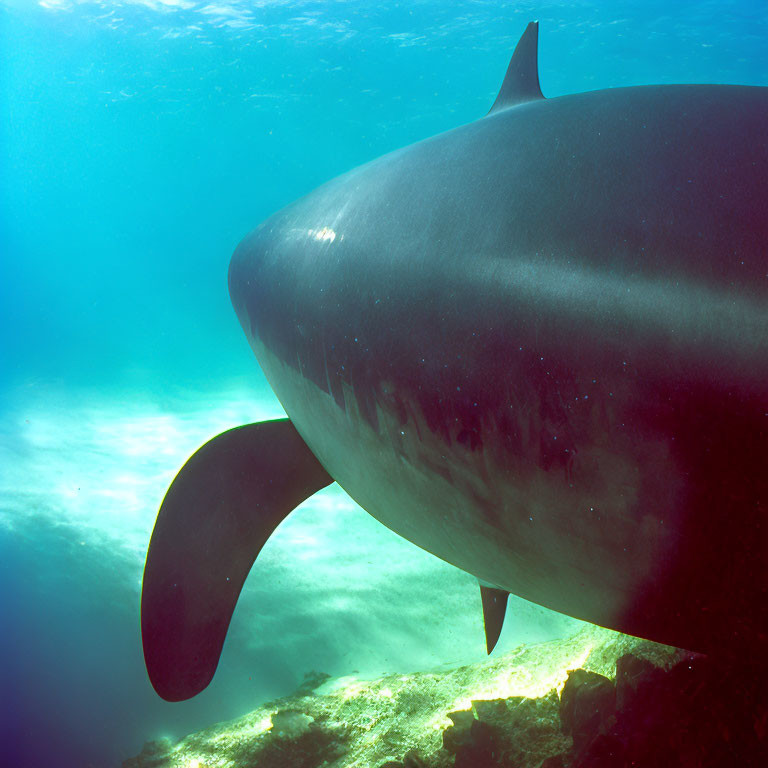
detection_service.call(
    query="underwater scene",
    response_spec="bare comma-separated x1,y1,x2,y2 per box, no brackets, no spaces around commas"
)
2,1,767,766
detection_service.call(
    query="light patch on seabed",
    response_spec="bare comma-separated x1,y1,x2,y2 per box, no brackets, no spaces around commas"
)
0,381,582,680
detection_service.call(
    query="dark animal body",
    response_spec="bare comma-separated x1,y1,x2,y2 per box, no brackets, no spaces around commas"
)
142,23,768,702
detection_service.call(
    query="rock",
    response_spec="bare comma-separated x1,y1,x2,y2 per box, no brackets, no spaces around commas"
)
569,653,768,767
441,706,500,766
559,669,615,751
377,748,427,768
402,747,428,767
442,709,476,754
269,709,315,739
614,653,663,710
120,738,173,768
474,692,568,768
123,624,689,768
454,719,500,768
539,754,567,768
442,693,567,768
294,669,332,696
241,716,346,768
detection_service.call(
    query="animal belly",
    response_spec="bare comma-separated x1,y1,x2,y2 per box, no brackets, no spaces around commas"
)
249,334,687,638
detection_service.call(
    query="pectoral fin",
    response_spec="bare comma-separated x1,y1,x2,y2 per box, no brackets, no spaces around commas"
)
479,581,510,654
141,418,333,701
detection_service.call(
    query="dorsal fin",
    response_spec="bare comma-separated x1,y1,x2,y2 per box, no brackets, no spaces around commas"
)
488,21,544,115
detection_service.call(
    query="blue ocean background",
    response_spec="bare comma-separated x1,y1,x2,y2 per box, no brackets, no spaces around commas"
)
1,1,765,766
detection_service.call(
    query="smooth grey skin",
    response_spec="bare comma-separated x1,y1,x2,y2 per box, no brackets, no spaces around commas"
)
230,23,767,653
142,421,332,701
143,23,768,701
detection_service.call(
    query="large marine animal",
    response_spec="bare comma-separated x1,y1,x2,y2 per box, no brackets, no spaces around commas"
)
142,23,768,701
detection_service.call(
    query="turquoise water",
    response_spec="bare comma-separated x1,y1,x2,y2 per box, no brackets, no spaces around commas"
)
1,1,766,766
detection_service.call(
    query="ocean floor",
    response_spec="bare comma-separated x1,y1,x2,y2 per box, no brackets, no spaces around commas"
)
123,624,685,768
124,620,768,768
